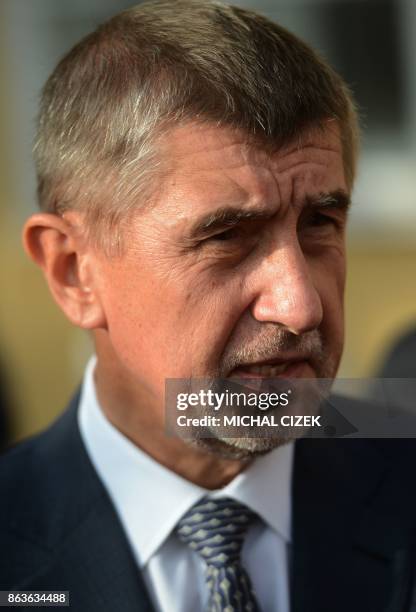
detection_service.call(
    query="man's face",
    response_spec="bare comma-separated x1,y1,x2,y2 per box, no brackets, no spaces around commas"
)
93,121,349,433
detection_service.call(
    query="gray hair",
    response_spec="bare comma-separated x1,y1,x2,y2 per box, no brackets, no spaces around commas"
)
34,0,359,254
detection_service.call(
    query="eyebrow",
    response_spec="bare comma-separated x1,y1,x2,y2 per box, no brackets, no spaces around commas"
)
304,189,351,212
187,189,351,240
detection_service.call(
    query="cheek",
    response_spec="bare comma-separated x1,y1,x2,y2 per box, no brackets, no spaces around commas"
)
101,260,250,378
177,275,253,374
310,249,346,342
97,261,179,381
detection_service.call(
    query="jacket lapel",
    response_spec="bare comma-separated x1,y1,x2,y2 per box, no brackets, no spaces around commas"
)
20,499,155,612
12,394,155,612
20,499,155,611
291,435,416,612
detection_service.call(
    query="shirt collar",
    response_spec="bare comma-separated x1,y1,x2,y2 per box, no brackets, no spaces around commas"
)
217,441,293,542
78,356,293,567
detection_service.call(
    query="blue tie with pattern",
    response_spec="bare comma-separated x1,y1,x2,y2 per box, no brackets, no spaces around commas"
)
176,497,262,612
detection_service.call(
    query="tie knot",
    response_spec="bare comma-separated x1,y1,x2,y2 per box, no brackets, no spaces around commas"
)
176,497,258,567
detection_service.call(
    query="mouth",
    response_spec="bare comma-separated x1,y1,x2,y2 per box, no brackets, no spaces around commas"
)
227,356,313,379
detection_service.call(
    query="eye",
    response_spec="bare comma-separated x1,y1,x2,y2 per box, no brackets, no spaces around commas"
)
206,227,241,242
298,209,344,234
309,212,338,227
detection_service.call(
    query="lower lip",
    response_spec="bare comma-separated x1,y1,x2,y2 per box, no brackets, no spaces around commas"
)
228,360,313,379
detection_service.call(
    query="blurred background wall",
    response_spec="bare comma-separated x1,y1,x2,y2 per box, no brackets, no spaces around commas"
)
0,0,415,446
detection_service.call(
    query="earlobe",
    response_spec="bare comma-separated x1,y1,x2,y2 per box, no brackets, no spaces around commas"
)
22,213,107,330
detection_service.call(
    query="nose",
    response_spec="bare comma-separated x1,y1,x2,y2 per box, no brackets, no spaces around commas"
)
250,240,323,335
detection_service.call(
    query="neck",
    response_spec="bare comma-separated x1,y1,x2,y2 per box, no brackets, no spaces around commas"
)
93,348,251,489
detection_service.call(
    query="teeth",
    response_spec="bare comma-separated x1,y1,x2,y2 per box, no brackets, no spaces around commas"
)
270,364,288,376
244,363,288,376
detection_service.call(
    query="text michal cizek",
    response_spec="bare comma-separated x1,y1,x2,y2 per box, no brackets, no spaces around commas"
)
176,414,322,427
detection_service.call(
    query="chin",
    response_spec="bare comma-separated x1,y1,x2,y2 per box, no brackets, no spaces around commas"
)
188,435,291,460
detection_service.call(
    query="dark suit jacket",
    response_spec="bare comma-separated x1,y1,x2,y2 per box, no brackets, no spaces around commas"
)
1,392,416,612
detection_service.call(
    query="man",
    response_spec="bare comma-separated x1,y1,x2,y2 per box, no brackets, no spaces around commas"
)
1,1,416,611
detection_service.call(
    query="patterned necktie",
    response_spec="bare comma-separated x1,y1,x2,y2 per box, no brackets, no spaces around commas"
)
176,497,262,612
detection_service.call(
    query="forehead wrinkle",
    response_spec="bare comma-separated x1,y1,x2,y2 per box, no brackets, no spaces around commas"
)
291,174,303,207
186,169,273,216
271,143,341,171
163,129,248,170
270,162,283,209
155,173,250,230
273,159,331,177
177,144,266,177
280,143,342,157
162,123,273,176
170,155,279,214
157,123,345,223
169,163,283,235
275,121,343,155
218,156,283,213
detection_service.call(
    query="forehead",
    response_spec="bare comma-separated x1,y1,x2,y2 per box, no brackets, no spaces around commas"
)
153,121,346,218
161,120,344,170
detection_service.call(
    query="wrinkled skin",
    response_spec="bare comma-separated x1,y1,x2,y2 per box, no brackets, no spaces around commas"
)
92,120,349,458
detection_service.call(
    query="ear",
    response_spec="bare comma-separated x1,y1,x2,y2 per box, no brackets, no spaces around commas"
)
22,212,107,330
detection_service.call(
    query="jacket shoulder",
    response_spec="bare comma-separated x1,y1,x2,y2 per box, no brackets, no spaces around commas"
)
0,424,59,526
0,391,107,587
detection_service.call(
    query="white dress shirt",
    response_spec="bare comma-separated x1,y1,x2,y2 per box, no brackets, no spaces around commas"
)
78,357,293,612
